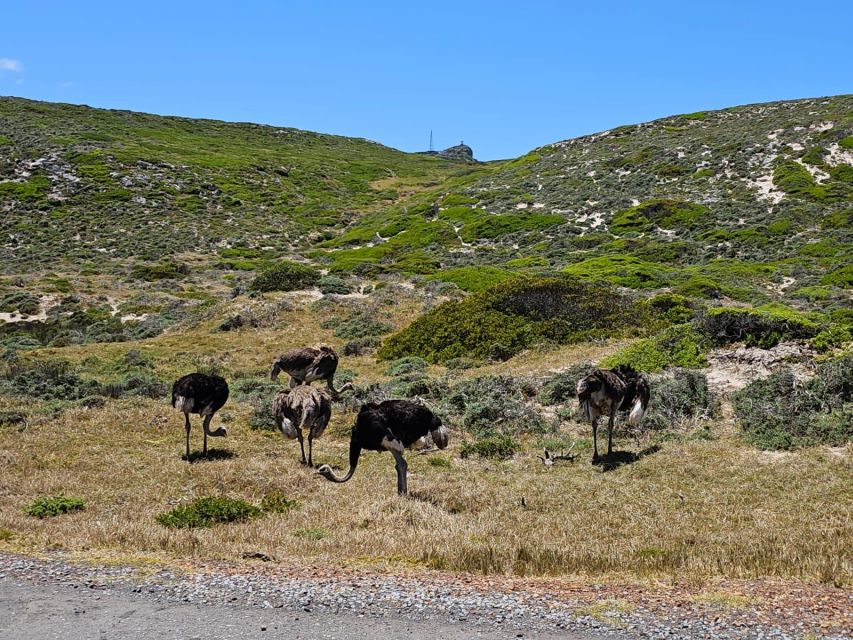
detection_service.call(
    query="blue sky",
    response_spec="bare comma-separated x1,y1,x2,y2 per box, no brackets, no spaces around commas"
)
1,1,851,160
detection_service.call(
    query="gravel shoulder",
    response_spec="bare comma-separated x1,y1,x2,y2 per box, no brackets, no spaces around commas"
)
0,552,849,640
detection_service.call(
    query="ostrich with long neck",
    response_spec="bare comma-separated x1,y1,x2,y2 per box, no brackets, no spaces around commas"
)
576,364,650,462
317,399,449,495
269,346,353,397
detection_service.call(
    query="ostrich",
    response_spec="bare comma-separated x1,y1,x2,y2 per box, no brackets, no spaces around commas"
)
269,346,353,396
576,364,650,462
317,399,449,495
272,385,332,467
171,373,229,460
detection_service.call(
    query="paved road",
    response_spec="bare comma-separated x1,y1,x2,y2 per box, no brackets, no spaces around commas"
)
0,577,608,640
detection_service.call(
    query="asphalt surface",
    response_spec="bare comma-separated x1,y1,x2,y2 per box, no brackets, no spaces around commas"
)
0,576,607,640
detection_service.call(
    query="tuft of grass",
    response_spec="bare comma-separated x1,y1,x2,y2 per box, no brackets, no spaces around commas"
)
24,494,85,518
260,491,301,514
155,496,262,529
460,434,517,460
292,527,328,540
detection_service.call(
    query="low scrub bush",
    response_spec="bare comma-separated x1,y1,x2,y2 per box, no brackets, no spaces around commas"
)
24,494,85,518
732,358,853,450
318,275,352,295
130,260,190,281
538,363,596,406
379,277,642,363
156,496,262,528
460,434,517,460
611,199,707,233
1,359,98,400
697,305,822,348
442,375,544,437
249,261,320,293
644,370,718,430
324,310,392,340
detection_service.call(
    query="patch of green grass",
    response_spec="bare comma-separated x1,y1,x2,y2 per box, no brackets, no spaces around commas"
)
427,266,515,292
441,193,478,206
680,111,707,120
155,496,262,528
24,494,85,518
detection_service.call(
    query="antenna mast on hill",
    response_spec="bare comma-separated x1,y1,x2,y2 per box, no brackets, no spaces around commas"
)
429,130,434,152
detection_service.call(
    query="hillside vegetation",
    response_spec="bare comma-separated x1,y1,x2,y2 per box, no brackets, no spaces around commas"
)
0,95,851,600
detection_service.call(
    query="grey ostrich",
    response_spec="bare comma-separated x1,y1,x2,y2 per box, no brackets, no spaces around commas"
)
269,346,353,396
171,373,229,460
272,385,332,467
317,399,449,495
576,364,650,462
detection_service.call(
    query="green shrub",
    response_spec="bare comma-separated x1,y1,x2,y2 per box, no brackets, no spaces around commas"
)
644,370,718,430
130,260,190,281
602,324,708,372
327,311,392,339
1,359,98,400
318,275,352,295
441,193,478,206
562,256,671,289
538,363,596,405
427,266,515,292
810,354,853,410
460,434,517,460
732,370,851,450
156,496,262,528
24,494,85,518
697,305,822,348
249,261,320,292
646,293,695,324
379,277,641,363
442,375,544,437
260,491,301,513
385,356,428,377
0,292,40,315
821,264,853,288
611,199,707,233
812,326,852,352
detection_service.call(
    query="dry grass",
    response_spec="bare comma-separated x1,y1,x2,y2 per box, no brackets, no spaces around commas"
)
0,393,849,584
1,289,851,586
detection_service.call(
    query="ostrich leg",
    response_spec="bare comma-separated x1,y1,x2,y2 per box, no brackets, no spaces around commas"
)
391,450,408,495
307,433,314,468
607,405,617,457
202,415,211,457
184,413,192,460
297,431,307,465
591,416,599,462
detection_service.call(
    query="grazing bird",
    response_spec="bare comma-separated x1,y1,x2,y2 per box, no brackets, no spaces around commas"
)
171,373,229,460
576,365,650,462
317,399,449,495
272,385,332,467
269,346,353,396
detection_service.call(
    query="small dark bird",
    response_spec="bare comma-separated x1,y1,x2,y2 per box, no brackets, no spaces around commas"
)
269,346,353,397
317,399,449,495
273,385,332,467
171,373,229,460
576,364,650,462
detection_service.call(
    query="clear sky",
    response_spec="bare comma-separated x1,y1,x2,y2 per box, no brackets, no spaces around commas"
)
1,1,851,160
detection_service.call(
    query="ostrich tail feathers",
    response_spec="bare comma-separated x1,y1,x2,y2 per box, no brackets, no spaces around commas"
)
628,397,647,426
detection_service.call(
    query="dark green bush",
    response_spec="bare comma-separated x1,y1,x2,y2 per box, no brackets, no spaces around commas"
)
156,496,262,528
24,494,85,518
697,305,821,348
249,261,320,293
318,275,352,295
379,277,641,364
325,311,392,340
130,260,190,281
1,359,98,400
538,363,596,406
460,434,517,460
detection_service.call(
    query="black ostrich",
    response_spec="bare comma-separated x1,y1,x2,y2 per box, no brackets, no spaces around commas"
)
317,399,449,495
273,385,332,467
269,346,353,397
576,364,650,462
171,373,229,460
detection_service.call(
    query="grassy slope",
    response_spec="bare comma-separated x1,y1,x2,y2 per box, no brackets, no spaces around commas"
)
0,96,851,591
0,97,476,273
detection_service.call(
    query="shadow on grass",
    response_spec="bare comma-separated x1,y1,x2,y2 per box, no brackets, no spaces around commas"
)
183,448,236,463
595,444,661,472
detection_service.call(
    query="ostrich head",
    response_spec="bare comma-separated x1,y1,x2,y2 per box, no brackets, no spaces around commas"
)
269,359,283,381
